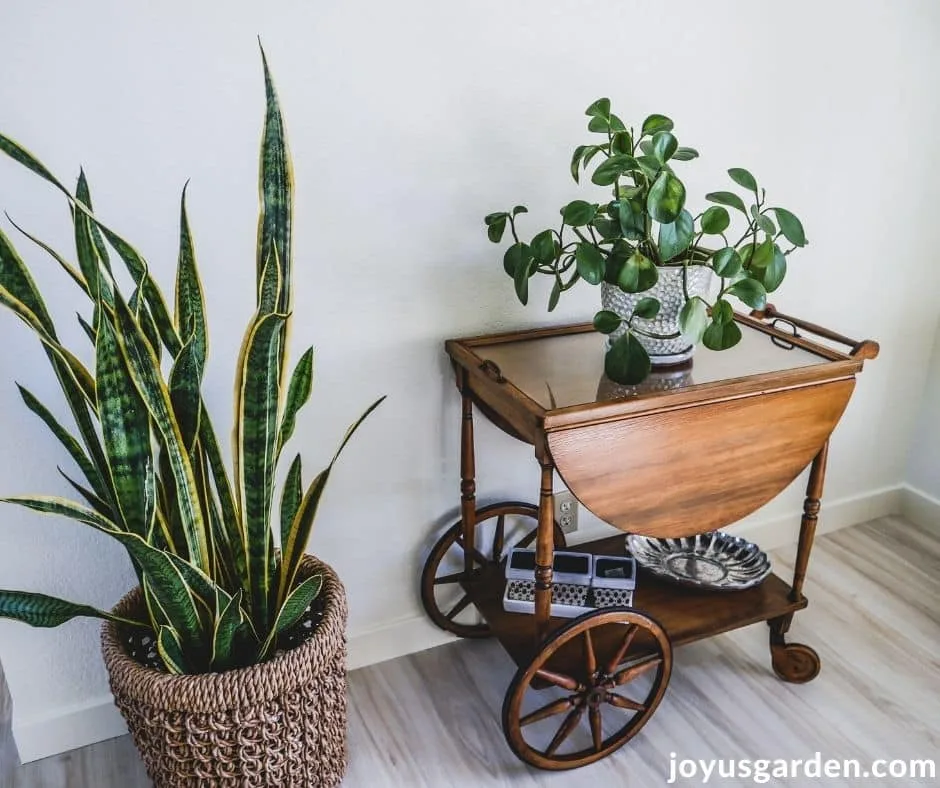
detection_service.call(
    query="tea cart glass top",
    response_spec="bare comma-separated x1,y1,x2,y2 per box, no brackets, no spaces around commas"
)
474,324,829,410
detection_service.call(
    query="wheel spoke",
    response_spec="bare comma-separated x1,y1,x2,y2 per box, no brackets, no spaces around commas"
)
446,595,473,620
589,706,603,752
611,656,662,687
433,571,465,586
493,514,505,560
535,668,585,692
545,706,584,757
516,528,537,549
584,629,597,679
519,696,574,727
605,692,647,712
605,624,638,675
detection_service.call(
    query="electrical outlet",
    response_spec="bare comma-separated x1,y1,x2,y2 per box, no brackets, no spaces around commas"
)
554,490,579,534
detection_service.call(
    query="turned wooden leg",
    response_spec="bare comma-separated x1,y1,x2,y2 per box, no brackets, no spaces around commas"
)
534,461,555,643
790,440,829,603
459,374,477,578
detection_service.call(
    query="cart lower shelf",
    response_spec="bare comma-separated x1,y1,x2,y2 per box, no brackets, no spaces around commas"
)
461,534,806,674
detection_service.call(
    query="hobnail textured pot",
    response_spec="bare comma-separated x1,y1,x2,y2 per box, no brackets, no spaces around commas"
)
601,265,712,365
101,555,347,788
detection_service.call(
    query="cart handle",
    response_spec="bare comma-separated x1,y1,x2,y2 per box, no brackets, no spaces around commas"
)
750,304,880,360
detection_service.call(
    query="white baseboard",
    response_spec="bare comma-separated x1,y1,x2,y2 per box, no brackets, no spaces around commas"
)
13,694,127,764
9,484,907,763
899,484,940,530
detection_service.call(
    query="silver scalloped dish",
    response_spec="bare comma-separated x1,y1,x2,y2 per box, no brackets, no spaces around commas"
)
626,531,772,591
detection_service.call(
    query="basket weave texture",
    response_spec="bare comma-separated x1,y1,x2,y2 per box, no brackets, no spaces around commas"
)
101,554,347,787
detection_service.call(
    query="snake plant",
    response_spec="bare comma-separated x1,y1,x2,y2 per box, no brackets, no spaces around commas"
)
0,49,383,674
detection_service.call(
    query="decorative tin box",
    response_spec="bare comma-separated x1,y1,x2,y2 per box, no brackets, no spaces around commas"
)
503,548,593,618
592,555,637,608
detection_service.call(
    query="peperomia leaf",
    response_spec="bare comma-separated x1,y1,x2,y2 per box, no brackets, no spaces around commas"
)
604,332,651,385
562,200,597,227
641,114,674,136
591,155,639,187
593,309,622,334
729,277,767,310
647,171,686,224
701,206,731,235
575,243,606,285
728,168,758,193
658,210,694,261
706,191,747,215
703,318,742,350
672,147,699,161
585,98,611,119
651,131,678,163
711,247,743,278
633,297,660,320
772,208,807,247
618,251,658,293
679,297,709,343
503,242,531,278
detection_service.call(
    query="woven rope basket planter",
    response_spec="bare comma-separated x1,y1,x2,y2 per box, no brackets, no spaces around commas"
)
101,555,347,787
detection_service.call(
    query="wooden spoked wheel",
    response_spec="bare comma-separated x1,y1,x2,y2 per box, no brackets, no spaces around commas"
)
771,642,821,683
420,502,566,639
502,608,672,770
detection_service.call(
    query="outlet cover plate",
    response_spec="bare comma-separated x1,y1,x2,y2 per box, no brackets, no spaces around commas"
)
554,490,579,534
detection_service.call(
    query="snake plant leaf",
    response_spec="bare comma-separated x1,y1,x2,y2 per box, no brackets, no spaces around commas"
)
278,396,385,605
235,311,288,628
0,226,56,336
111,293,210,573
77,313,96,344
280,454,303,548
0,283,96,404
257,248,283,317
75,174,113,276
157,625,187,675
211,589,247,669
175,184,207,370
198,413,243,579
0,496,199,643
168,336,204,454
97,226,181,357
57,468,114,519
0,133,71,197
17,384,108,501
278,348,313,455
96,316,154,537
0,590,146,629
73,172,105,305
261,573,323,658
257,45,293,314
5,214,90,298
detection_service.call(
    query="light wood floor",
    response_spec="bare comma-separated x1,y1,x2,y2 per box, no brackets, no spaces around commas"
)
1,516,938,787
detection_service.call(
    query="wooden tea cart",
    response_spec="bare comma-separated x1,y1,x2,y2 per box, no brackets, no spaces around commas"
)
420,305,878,771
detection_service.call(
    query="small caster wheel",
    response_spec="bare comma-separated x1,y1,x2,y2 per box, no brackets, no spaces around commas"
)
771,642,821,683
502,608,672,770
420,502,566,639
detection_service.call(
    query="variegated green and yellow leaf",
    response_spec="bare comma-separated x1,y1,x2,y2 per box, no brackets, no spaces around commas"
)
157,625,187,675
5,214,90,298
0,590,147,629
0,225,56,336
17,384,109,502
96,316,154,536
168,336,203,454
278,396,385,603
111,294,210,573
175,185,207,370
261,572,322,658
234,311,287,629
211,589,248,670
0,132,71,197
257,46,293,314
57,468,114,520
280,454,302,549
278,347,313,455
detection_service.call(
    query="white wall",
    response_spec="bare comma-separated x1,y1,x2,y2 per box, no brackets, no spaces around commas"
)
907,321,940,498
1,0,939,760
